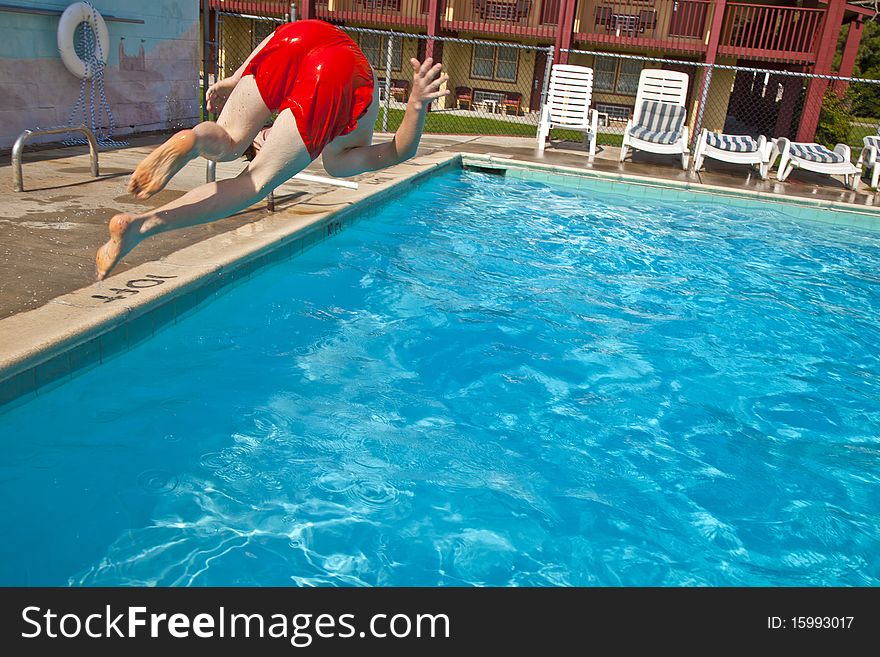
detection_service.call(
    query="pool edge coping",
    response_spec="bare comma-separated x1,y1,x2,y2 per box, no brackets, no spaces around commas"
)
0,152,461,412
460,153,880,221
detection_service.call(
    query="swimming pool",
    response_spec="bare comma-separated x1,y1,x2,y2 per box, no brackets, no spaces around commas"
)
1,169,879,586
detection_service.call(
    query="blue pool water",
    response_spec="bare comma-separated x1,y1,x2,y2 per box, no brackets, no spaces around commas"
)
2,170,880,586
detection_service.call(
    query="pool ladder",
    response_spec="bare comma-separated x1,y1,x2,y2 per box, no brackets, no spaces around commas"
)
11,125,99,192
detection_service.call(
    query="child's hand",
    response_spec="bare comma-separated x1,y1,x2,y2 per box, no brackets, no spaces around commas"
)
206,78,235,115
408,58,449,112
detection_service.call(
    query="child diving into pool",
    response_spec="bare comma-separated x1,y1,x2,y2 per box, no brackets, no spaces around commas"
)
96,19,449,280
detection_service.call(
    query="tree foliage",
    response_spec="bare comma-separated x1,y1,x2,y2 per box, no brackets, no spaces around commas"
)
817,89,854,148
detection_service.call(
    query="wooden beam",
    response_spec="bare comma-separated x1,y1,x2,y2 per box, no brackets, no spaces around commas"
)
554,0,577,64
797,0,847,142
424,0,442,61
704,0,727,66
833,17,864,94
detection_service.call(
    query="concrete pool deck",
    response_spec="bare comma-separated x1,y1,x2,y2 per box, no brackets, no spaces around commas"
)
1,131,879,408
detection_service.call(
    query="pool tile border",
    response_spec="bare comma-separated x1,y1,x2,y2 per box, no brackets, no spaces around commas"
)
462,154,880,229
0,152,460,413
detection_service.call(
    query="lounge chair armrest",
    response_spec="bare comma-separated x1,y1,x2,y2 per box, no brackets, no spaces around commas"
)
771,137,789,174
589,108,599,135
833,143,851,161
756,135,770,161
773,137,790,159
693,128,708,161
681,125,689,152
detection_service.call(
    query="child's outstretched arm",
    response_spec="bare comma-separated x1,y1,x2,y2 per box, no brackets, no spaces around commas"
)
322,58,449,177
206,32,275,114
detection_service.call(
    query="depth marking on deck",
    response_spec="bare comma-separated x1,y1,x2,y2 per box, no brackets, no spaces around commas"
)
91,274,179,303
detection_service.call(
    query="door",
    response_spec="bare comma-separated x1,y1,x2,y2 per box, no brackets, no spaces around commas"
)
668,1,709,38
530,52,546,113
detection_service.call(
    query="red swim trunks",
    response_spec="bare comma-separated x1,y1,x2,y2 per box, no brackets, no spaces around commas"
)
243,20,375,159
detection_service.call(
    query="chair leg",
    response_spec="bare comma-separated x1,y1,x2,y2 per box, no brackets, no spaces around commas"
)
619,144,628,162
681,151,689,170
537,125,548,155
781,162,795,182
872,164,880,189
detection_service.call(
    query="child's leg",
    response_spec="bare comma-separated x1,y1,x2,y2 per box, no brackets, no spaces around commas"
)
128,75,271,200
96,109,311,280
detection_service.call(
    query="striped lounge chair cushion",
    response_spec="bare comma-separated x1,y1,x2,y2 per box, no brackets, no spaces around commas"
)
705,132,758,153
628,101,686,145
789,143,845,164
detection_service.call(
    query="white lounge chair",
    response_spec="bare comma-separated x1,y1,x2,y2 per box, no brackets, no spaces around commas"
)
693,129,773,179
620,69,690,169
856,130,879,189
773,138,861,190
537,64,599,157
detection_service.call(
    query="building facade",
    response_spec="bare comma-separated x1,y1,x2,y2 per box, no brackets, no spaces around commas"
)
209,1,872,142
0,0,201,149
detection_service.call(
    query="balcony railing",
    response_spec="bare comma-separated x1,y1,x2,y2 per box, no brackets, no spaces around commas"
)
718,3,825,62
314,0,430,28
207,1,829,64
574,0,713,56
208,0,291,18
441,0,560,39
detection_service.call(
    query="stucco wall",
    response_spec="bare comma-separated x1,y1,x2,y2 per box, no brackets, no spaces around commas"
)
0,0,200,149
695,59,737,133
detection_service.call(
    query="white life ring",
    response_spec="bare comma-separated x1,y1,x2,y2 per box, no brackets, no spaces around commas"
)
57,2,109,80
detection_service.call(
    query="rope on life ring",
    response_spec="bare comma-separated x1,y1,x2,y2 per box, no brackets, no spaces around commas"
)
57,2,109,80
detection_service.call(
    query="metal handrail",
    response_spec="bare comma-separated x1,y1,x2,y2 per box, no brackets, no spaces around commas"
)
207,159,276,212
12,126,99,192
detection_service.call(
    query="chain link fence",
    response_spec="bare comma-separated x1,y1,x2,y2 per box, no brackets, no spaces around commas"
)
206,13,554,137
341,27,554,138
204,13,880,169
560,48,880,155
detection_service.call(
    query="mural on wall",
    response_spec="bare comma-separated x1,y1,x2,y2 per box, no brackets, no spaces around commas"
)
118,38,146,72
0,1,200,149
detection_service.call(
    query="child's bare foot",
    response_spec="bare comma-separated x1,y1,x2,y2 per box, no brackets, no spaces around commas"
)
96,213,141,280
128,130,197,200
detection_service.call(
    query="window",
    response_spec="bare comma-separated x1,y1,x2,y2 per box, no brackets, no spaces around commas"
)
592,56,643,95
593,56,616,92
360,33,403,71
471,44,518,82
486,2,518,20
362,0,401,9
595,103,631,122
617,60,642,94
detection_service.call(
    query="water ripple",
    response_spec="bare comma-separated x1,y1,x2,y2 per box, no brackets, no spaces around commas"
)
136,470,179,495
3,170,880,586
